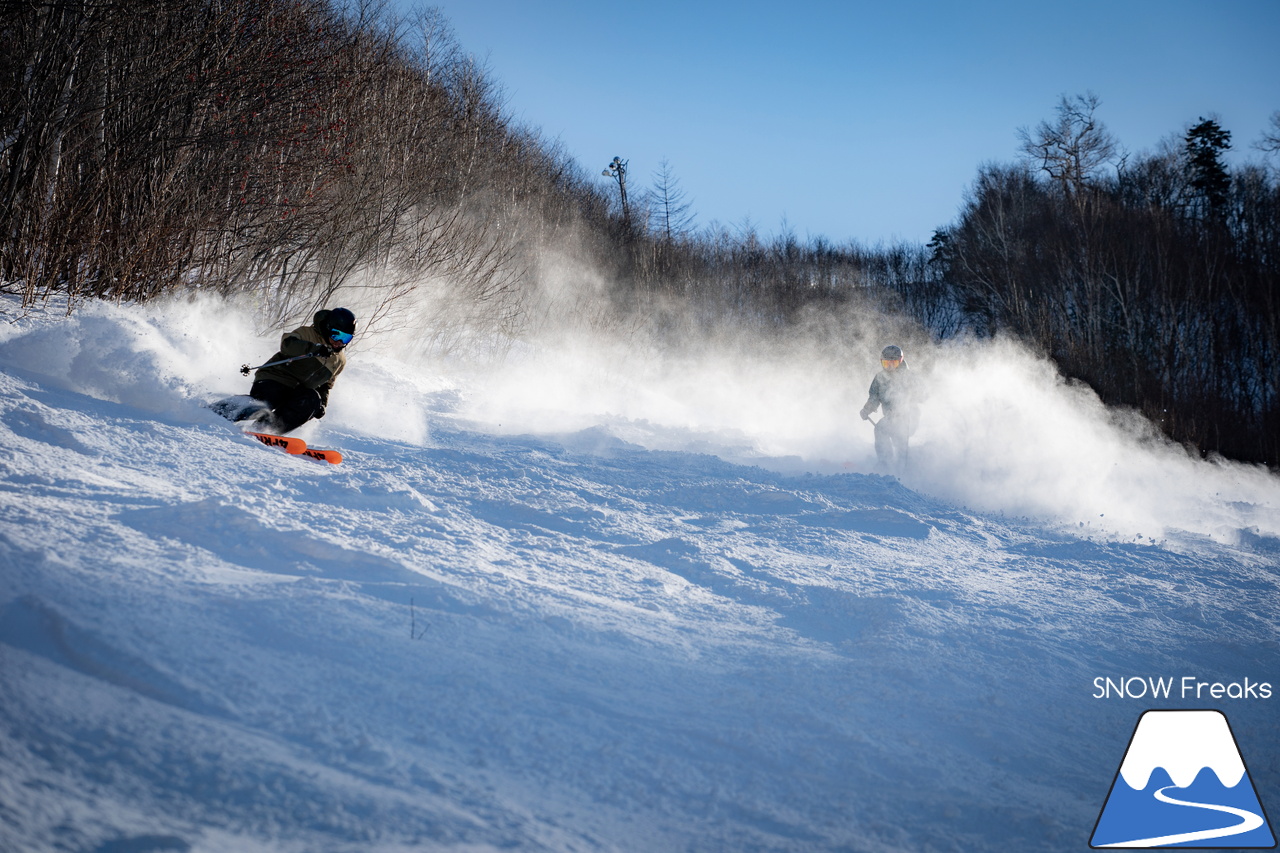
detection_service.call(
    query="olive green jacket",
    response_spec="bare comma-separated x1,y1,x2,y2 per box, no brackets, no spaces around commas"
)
254,323,347,405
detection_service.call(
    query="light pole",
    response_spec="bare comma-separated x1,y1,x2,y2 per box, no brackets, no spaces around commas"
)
602,156,629,225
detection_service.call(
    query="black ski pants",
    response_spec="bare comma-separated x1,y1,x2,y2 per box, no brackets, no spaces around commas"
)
248,378,324,434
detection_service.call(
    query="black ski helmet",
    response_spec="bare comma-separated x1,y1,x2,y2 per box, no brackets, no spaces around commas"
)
327,307,356,334
881,344,904,361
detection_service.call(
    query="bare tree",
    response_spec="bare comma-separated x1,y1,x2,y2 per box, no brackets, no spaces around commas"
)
1256,110,1280,159
1018,92,1120,198
646,158,694,242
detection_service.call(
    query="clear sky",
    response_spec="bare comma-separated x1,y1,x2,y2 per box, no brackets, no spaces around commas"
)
420,0,1280,246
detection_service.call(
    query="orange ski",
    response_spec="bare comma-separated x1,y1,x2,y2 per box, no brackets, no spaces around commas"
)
302,447,343,465
245,431,306,454
244,431,342,464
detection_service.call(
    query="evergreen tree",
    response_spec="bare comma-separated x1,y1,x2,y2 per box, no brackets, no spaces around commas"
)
1184,117,1232,220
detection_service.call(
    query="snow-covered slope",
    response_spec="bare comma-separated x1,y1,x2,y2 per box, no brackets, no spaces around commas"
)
1,295,1277,853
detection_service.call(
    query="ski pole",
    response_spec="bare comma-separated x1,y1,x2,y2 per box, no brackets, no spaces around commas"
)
239,352,318,376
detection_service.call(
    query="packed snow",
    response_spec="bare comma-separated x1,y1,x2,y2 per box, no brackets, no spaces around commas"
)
1,293,1277,853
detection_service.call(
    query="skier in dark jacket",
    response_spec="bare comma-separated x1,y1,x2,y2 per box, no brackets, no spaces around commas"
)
242,308,356,433
859,344,919,470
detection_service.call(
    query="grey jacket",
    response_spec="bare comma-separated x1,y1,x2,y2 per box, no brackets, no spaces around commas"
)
860,366,917,423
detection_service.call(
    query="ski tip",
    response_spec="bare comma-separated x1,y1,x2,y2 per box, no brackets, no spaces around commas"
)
242,430,340,463
302,448,343,465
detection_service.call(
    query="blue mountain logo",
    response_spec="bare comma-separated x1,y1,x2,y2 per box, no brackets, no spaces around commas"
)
1092,710,1275,848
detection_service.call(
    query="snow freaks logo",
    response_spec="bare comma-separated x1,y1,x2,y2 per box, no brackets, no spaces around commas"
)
1093,676,1272,700
1090,710,1276,848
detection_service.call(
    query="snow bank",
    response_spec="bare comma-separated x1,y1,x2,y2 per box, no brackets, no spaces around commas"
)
0,296,235,418
0,294,435,445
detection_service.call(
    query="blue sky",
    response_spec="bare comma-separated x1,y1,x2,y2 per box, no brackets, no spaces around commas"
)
423,0,1280,245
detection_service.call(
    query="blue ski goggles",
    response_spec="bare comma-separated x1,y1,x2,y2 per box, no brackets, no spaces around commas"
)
329,329,354,345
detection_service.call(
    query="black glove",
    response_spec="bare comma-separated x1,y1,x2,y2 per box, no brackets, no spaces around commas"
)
307,341,330,356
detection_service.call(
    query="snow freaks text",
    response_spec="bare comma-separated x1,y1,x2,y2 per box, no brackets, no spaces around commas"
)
1092,676,1273,700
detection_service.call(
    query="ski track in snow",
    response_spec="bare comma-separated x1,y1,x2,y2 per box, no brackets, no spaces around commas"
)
0,297,1278,852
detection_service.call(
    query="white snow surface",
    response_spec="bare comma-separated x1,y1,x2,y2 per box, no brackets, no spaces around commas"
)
1,293,1278,852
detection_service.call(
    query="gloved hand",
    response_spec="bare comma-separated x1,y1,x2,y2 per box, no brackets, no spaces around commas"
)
307,341,330,356
860,409,871,421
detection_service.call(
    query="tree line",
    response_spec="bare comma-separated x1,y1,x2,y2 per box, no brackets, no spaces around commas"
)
3,3,1278,465
1,0,586,349
931,96,1280,466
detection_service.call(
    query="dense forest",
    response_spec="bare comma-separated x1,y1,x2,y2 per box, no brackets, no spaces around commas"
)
3,1,1279,465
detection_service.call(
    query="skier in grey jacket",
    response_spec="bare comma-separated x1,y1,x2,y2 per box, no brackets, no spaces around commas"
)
859,344,919,470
